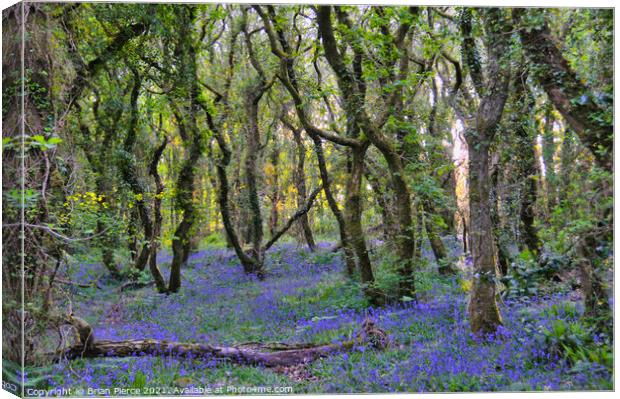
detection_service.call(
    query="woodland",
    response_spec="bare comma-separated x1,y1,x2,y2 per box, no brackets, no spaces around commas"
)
1,2,614,394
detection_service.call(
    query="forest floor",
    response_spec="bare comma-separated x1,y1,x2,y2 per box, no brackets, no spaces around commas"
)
33,239,611,394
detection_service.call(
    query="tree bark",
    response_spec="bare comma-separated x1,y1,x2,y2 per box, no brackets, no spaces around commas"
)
345,145,382,304
244,92,265,272
576,236,610,321
53,320,388,367
467,138,504,334
461,212,468,253
364,165,396,245
311,136,356,277
268,142,280,237
292,127,317,251
148,135,169,294
427,76,457,235
95,177,120,279
57,339,346,367
490,166,511,276
78,101,122,279
212,127,260,274
424,204,452,274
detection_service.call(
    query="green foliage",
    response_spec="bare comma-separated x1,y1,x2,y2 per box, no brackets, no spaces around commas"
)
281,278,368,318
200,232,227,248
2,135,62,151
540,161,612,252
371,249,405,300
125,268,152,284
544,302,579,321
501,249,564,299
541,319,612,372
308,251,337,266
3,188,40,210
131,371,148,390
2,362,59,393
370,245,452,302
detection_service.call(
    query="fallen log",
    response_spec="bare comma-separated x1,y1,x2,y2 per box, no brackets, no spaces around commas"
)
56,339,350,367
53,317,389,367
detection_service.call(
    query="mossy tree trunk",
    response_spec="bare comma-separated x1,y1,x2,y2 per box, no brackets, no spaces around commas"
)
459,8,512,335
168,6,204,293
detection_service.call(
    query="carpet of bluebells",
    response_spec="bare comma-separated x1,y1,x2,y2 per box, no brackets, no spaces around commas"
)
33,241,611,394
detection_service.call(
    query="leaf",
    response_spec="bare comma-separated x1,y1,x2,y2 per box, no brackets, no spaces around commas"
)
31,135,46,143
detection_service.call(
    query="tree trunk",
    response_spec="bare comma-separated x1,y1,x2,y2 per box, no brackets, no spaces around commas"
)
576,234,610,324
364,136,416,300
245,95,265,274
169,122,203,292
257,7,374,297
424,204,452,274
414,204,424,262
365,166,396,245
118,70,153,272
345,145,382,304
212,128,261,275
461,213,468,253
57,339,345,367
503,66,542,255
53,320,389,367
292,128,317,251
98,219,120,279
168,8,203,293
428,77,457,235
467,139,503,334
490,165,511,276
311,137,356,277
558,129,577,205
95,177,121,279
268,143,280,237
317,6,414,300
148,136,168,294
520,169,540,254
127,207,139,262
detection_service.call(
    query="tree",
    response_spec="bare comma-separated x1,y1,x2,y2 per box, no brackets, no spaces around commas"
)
255,5,381,302
514,8,612,172
317,5,421,299
162,6,205,293
456,8,513,334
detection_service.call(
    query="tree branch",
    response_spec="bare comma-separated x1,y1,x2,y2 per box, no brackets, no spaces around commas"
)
263,185,323,252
